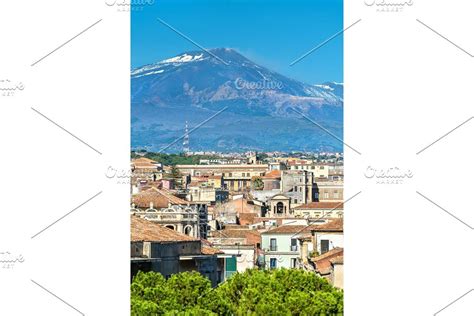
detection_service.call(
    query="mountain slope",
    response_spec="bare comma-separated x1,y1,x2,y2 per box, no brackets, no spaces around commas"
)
131,48,343,152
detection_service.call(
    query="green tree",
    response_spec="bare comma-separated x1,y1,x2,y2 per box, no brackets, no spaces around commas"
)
131,269,343,315
252,177,264,190
170,165,182,179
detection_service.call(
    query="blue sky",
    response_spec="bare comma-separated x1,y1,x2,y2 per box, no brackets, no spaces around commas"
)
131,0,343,84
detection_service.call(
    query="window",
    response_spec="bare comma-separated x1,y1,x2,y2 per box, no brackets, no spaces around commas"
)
247,173,250,177
321,239,330,254
291,239,297,251
242,173,245,176
270,238,277,251
324,192,329,199
270,258,277,269
276,202,284,214
290,258,297,268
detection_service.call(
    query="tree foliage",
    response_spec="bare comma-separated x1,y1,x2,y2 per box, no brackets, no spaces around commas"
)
131,269,343,315
131,152,221,166
251,177,264,190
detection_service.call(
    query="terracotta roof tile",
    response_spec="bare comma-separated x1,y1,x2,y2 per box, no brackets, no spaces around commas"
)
262,170,281,179
311,248,344,275
308,218,343,232
200,239,224,255
132,187,188,208
330,256,344,265
131,215,197,242
212,229,261,240
201,246,224,255
263,225,308,234
296,201,343,210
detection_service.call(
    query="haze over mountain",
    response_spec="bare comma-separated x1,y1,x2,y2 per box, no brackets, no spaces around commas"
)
131,48,343,152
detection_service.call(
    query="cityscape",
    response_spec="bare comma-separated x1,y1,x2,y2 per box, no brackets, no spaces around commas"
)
131,1,343,314
130,146,344,314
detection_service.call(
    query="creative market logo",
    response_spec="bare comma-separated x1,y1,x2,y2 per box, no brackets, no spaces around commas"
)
364,0,414,13
0,251,25,269
364,165,413,185
105,0,155,12
234,77,283,91
0,79,25,97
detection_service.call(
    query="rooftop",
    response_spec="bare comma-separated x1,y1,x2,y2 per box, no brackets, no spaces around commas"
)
311,248,344,275
261,170,281,179
308,218,343,232
295,201,343,210
262,225,308,235
132,187,188,208
131,215,197,242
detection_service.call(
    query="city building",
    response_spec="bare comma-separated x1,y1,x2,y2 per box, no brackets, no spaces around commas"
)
261,225,307,269
311,247,344,289
261,170,281,190
280,170,318,208
131,187,209,239
315,179,344,202
130,215,230,286
176,164,268,192
208,228,261,276
309,218,343,255
293,201,344,219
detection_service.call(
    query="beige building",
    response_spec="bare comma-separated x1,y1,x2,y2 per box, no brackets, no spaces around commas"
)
267,194,291,217
176,164,268,192
330,256,344,289
280,170,318,208
130,215,228,286
289,163,329,178
131,187,208,238
187,185,216,204
293,201,343,219
316,180,343,202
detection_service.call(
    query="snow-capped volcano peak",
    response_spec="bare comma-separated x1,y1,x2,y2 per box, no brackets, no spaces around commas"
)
160,52,205,64
131,48,343,152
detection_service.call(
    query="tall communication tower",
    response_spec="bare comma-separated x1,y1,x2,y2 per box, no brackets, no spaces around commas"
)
183,121,190,154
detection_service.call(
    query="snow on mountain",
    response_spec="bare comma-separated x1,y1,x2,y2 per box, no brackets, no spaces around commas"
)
131,48,343,152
